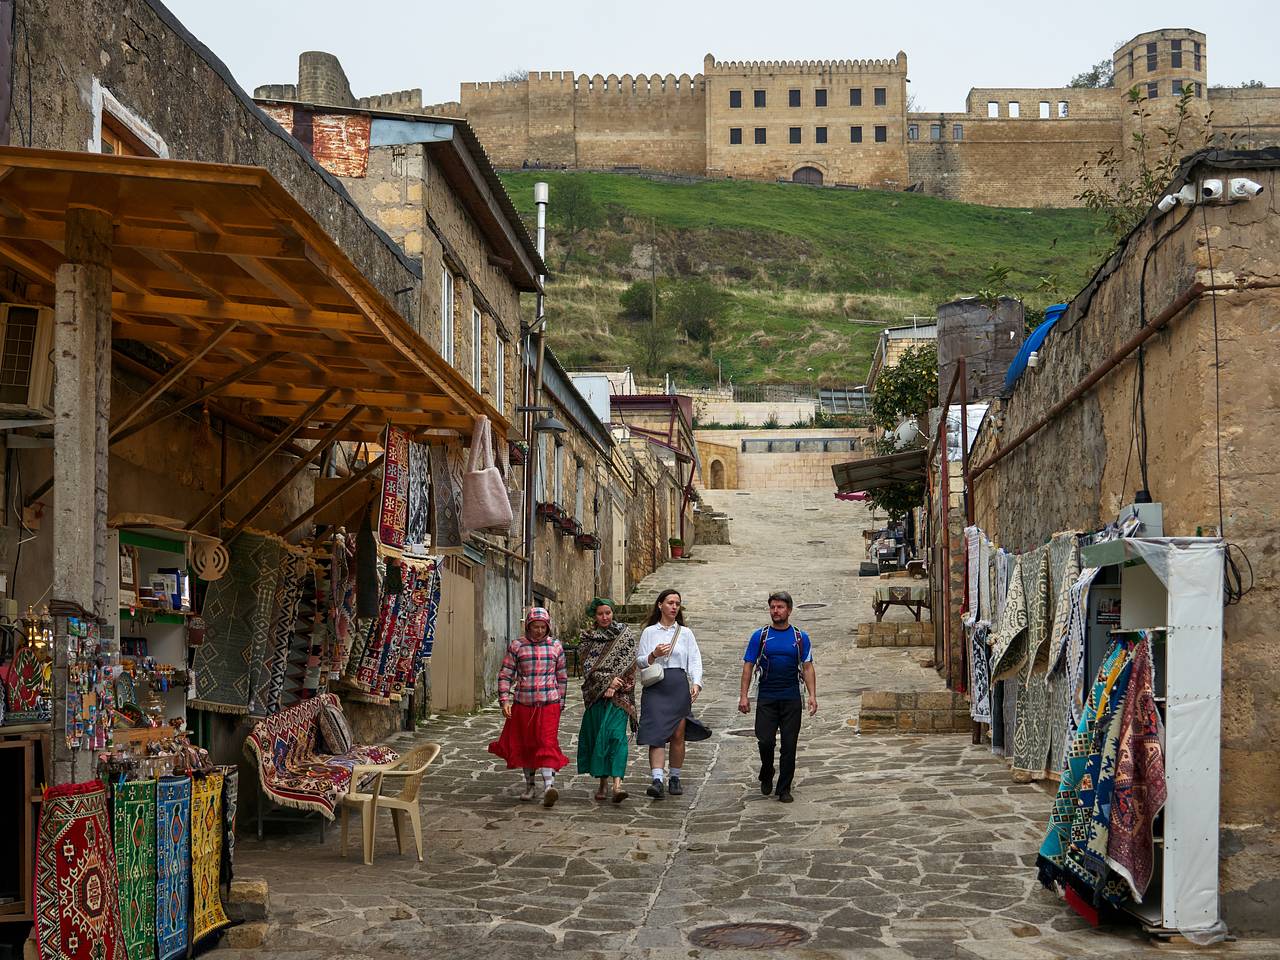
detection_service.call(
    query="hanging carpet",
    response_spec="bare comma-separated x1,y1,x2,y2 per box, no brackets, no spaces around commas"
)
190,773,231,945
329,531,357,677
254,551,306,716
155,775,191,960
1011,547,1052,779
1062,567,1102,732
218,766,238,889
191,532,289,714
968,619,992,724
989,554,1028,681
429,440,465,555
112,779,157,960
35,780,124,960
283,567,319,708
1044,533,1082,776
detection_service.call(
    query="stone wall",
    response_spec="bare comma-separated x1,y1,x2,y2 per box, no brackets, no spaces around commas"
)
857,691,972,733
694,399,816,426
967,157,1280,933
856,621,932,648
693,427,875,490
936,297,1024,400
1209,88,1280,149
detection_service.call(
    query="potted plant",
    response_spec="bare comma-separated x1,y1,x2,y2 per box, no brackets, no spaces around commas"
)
669,537,685,559
575,532,601,551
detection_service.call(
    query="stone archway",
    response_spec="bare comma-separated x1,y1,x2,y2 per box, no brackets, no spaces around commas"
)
792,166,824,186
709,459,726,489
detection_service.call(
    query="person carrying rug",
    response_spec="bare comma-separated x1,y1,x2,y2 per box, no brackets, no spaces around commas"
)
488,607,570,807
636,589,711,800
576,597,638,803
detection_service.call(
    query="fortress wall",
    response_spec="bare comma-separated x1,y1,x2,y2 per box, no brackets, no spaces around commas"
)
1209,87,1280,149
527,71,578,167
573,72,706,174
963,87,1119,119
460,79,534,167
907,117,1122,207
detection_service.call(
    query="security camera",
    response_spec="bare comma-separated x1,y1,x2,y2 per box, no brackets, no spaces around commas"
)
1157,194,1178,213
1229,177,1265,199
1200,179,1225,202
1173,183,1198,205
1027,350,1040,369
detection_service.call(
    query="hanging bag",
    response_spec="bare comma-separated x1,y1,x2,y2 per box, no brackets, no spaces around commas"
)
461,416,514,533
498,436,524,538
640,626,682,687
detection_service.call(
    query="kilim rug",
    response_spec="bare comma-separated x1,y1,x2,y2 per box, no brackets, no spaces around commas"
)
191,532,289,713
1063,568,1102,731
112,779,156,960
283,568,319,708
1044,533,1081,775
405,438,431,553
217,766,238,889
155,776,191,960
968,619,992,724
329,532,357,676
1012,546,1052,780
255,551,306,716
429,440,465,554
190,774,231,945
989,555,1028,681
35,780,124,960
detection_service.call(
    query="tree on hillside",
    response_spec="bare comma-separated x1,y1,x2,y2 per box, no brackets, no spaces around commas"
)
637,313,675,377
664,279,726,356
866,344,938,520
551,178,604,270
1068,58,1114,89
619,280,658,322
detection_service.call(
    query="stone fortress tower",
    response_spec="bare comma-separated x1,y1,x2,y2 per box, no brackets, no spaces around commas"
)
255,30,1280,209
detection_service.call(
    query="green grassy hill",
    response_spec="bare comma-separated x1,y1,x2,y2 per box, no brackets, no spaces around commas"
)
498,171,1108,385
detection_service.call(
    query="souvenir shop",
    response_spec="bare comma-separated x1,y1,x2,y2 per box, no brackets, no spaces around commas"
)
960,510,1226,941
0,149,514,958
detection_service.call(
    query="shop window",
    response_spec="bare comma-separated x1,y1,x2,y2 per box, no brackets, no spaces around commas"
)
1040,100,1051,119
789,126,802,144
907,124,919,141
815,126,827,144
1147,42,1157,72
729,127,742,144
1058,100,1069,118
815,88,827,107
874,125,887,143
952,123,964,140
850,87,862,107
754,89,766,108
929,123,942,141
1008,101,1020,118
874,87,887,106
754,127,767,144
1171,39,1182,69
850,125,863,143
987,101,999,117
729,89,742,108
789,89,801,108
1147,82,1159,100
440,269,455,365
471,307,483,387
495,337,506,411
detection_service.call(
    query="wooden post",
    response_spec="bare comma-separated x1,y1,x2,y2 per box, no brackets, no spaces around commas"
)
52,206,112,785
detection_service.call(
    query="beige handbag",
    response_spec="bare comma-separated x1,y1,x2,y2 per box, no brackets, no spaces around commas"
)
640,627,681,687
461,416,514,533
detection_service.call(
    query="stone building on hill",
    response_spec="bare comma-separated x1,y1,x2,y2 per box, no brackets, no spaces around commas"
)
257,28,1280,208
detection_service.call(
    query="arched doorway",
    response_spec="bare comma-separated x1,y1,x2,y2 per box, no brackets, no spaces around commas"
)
792,166,823,186
709,459,726,489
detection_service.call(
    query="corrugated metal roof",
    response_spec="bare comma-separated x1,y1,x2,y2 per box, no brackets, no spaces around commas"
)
831,449,927,493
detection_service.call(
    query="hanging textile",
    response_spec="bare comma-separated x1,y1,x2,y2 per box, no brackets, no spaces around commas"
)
155,775,191,960
989,555,1028,681
352,558,441,700
978,533,993,623
964,525,981,615
1044,533,1082,775
329,530,357,676
35,781,124,960
283,565,319,708
378,423,411,549
190,773,231,945
1062,568,1101,731
994,549,1011,622
255,550,307,716
113,779,157,960
968,618,992,724
429,440,465,555
218,766,238,889
405,438,431,554
1011,546,1052,780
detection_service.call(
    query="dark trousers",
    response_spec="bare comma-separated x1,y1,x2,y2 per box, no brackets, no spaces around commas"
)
755,697,803,793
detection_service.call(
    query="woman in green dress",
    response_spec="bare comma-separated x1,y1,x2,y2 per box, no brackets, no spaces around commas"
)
577,598,638,803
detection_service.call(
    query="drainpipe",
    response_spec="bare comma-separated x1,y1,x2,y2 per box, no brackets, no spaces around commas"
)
523,182,549,607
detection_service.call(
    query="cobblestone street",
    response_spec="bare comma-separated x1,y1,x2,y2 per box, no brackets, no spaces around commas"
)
226,490,1274,959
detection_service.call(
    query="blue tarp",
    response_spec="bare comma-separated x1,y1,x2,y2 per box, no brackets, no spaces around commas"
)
1004,303,1068,392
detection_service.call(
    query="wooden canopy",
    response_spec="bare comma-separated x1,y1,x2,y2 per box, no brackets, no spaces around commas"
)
0,146,507,441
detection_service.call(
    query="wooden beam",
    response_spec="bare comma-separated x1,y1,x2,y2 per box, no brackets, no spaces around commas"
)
184,389,336,531
229,254,312,309
187,359,435,393
0,217,306,259
109,320,241,437
112,323,398,360
277,454,384,537
243,401,471,430
135,248,227,303
212,383,458,411
224,405,365,541
111,292,365,331
0,238,54,283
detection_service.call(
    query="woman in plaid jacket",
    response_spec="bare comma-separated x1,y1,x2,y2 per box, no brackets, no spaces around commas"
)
487,607,570,806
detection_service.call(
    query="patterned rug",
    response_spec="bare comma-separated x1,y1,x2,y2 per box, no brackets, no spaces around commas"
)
255,551,306,716
190,774,231,944
968,619,992,724
329,532,358,677
35,780,124,960
155,776,191,960
112,779,157,960
191,533,289,713
989,554,1028,681
283,568,319,708
1011,546,1052,780
429,440,465,554
218,766,238,889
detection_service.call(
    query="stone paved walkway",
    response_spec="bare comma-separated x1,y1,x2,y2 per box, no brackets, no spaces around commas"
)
224,490,1275,959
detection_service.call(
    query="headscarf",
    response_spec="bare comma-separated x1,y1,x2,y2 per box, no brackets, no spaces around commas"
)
585,597,616,618
524,607,553,641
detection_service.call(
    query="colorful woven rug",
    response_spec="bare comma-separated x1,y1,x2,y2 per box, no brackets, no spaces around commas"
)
112,779,156,960
429,440,465,554
218,766,238,888
155,776,191,960
191,532,289,713
255,551,306,716
190,774,231,944
35,780,124,960
5,645,43,710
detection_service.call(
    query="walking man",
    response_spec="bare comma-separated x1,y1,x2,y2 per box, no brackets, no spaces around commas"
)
738,591,818,803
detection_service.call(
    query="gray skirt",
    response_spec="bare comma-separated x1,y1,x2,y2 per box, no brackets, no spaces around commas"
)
637,667,712,747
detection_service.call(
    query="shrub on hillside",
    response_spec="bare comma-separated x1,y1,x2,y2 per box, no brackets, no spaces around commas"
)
619,280,658,322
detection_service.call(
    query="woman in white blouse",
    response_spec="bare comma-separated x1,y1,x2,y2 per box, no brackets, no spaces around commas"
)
635,589,711,799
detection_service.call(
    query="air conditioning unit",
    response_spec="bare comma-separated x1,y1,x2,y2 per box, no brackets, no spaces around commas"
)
0,303,55,418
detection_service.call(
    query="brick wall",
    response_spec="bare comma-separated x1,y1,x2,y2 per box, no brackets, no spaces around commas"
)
856,621,932,647
858,691,971,733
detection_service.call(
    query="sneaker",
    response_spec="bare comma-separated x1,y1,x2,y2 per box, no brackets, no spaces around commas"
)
760,774,774,796
777,790,794,804
542,786,559,808
667,776,683,796
645,777,665,799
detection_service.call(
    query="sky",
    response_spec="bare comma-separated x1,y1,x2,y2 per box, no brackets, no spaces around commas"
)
164,0,1276,113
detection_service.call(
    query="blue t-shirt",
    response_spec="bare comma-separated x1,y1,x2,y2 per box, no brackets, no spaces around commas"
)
743,626,813,701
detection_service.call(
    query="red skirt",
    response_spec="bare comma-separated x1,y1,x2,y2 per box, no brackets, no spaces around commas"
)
488,702,570,771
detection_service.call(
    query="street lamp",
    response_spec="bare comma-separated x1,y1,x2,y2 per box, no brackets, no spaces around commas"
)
518,404,567,435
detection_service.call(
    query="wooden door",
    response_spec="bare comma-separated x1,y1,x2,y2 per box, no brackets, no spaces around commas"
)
612,502,627,601
437,567,477,713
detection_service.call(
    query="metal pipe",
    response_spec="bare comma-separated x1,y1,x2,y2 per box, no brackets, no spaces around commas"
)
523,181,549,608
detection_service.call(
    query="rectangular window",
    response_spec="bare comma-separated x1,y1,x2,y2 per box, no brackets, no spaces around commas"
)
1147,82,1159,99
575,463,585,521
754,127,767,144
1040,100,1050,119
987,101,999,117
952,123,964,141
1194,42,1202,70
815,88,827,107
850,88,862,107
789,126,802,144
439,269,455,365
1147,42,1157,72
850,125,863,143
1172,79,1183,96
874,87,887,106
471,307,483,387
1195,81,1203,98
754,89,766,108
535,434,548,502
815,126,827,144
907,123,919,141
1058,100,1069,118
729,127,742,144
495,337,505,412
874,125,887,143
929,123,942,141
553,440,564,504
1008,101,1020,118
789,88,801,107
729,89,742,108
1129,51,1135,80
1171,39,1182,69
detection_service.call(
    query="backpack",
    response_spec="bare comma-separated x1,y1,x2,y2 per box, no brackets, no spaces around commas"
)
752,625,805,687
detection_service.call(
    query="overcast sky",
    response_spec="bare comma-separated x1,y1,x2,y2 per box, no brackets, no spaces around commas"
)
165,0,1275,113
